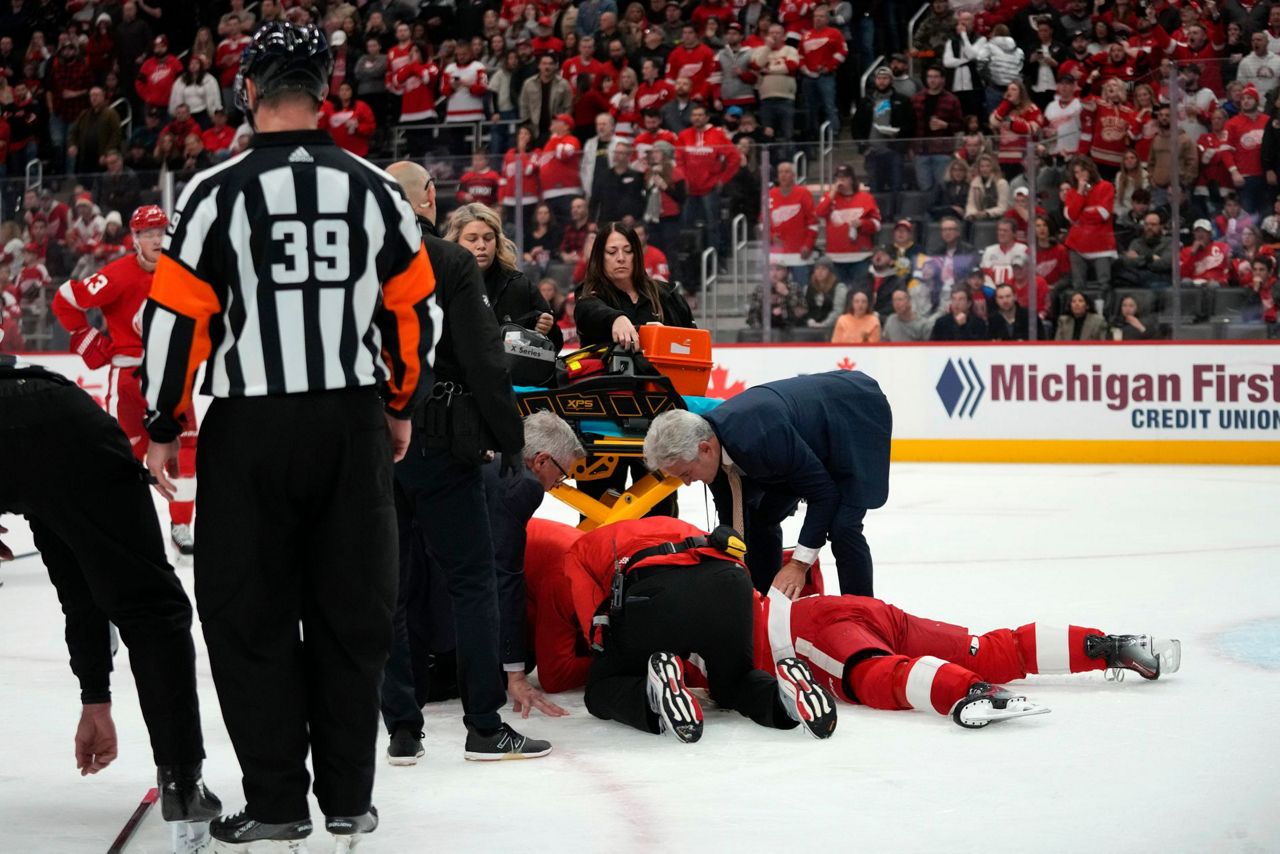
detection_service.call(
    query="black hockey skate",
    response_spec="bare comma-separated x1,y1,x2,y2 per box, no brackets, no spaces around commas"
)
1084,634,1182,681
326,806,377,853
646,651,704,743
210,810,312,852
775,657,838,739
463,723,552,760
387,727,424,766
950,682,1050,729
158,762,222,823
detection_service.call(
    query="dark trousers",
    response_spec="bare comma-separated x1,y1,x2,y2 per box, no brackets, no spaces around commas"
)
584,560,796,733
383,433,506,733
195,388,398,823
0,380,204,767
576,458,677,519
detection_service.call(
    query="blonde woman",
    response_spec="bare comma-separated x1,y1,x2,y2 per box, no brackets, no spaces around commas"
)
445,202,563,349
965,153,1010,221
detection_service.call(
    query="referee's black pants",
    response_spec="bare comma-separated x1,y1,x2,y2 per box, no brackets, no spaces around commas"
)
584,560,797,734
384,431,506,734
0,379,204,766
195,388,398,823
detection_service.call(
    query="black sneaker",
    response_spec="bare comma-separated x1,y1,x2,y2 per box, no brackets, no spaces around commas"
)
463,723,551,761
646,651,703,743
775,657,838,739
327,806,378,853
1084,634,1181,681
157,762,222,822
210,810,312,849
387,727,424,766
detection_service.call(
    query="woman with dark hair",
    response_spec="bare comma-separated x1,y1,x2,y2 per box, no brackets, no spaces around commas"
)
446,202,564,350
576,221,694,349
1063,155,1117,295
1054,290,1108,340
574,221,693,515
989,80,1042,182
168,55,221,129
1110,294,1156,340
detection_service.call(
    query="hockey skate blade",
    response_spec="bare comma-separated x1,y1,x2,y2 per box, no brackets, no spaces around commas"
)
955,700,1051,729
173,821,211,853
1155,639,1181,676
212,841,310,853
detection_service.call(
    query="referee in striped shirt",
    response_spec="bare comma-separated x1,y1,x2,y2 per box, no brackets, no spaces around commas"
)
139,23,440,849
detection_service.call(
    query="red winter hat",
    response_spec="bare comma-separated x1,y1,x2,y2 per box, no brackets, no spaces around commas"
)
552,112,573,127
23,241,38,254
537,15,552,27
74,192,93,207
1243,83,1261,102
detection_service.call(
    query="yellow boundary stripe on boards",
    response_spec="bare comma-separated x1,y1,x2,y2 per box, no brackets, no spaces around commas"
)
890,439,1280,466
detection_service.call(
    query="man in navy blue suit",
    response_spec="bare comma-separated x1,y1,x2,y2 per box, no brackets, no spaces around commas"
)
643,371,892,599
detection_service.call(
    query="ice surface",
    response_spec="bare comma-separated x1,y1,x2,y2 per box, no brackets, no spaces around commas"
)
2,463,1279,853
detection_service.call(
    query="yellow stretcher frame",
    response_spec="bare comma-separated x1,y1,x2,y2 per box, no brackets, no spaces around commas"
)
546,436,683,531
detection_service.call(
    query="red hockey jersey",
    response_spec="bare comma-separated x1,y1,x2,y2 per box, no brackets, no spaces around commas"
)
799,27,847,75
51,253,152,366
675,125,741,195
394,61,439,122
1225,111,1267,177
1180,240,1232,284
766,185,818,264
319,99,376,157
457,168,502,206
1064,181,1118,257
1081,100,1136,169
635,79,675,113
665,43,717,95
500,149,541,205
815,188,880,263
539,133,584,199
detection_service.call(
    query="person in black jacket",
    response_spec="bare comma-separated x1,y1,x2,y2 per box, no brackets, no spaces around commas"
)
382,161,551,764
574,221,693,514
0,355,220,825
445,201,564,350
590,139,647,224
484,410,585,717
988,282,1035,340
853,67,916,193
930,285,990,340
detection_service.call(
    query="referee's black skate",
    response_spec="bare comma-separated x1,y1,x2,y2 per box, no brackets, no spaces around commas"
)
463,722,551,760
776,657,838,739
209,809,312,852
1084,634,1182,681
646,651,703,743
951,682,1050,729
326,806,377,853
158,762,222,822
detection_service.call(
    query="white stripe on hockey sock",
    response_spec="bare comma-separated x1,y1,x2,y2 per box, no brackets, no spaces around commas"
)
1035,624,1072,674
795,637,845,679
904,656,947,712
687,653,707,677
766,588,796,662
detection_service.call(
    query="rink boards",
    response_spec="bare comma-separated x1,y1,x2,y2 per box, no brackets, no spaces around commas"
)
16,343,1280,466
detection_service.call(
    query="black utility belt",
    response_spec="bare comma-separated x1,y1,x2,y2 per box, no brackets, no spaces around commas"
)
419,381,497,466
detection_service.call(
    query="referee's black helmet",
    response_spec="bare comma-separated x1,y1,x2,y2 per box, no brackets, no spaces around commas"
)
236,21,332,112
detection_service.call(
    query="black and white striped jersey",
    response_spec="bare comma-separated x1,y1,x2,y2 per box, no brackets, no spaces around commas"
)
140,129,442,442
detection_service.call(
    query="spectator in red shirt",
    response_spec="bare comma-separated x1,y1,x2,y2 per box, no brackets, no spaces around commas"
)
456,148,502,206
1225,83,1269,216
677,104,740,257
799,6,846,139
135,34,183,114
318,82,375,157
200,108,237,160
559,197,593,264
666,24,717,99
47,40,94,174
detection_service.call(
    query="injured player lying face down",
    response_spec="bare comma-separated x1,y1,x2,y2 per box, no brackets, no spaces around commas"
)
523,518,1181,730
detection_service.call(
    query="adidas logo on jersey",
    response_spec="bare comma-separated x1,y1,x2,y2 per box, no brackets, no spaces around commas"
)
288,147,314,163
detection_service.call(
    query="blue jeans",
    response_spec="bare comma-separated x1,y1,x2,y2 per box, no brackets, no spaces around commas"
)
683,188,725,257
1240,174,1271,218
49,114,71,174
759,97,796,159
801,73,839,138
866,147,903,192
489,109,518,167
914,153,952,193
833,260,869,293
850,18,876,77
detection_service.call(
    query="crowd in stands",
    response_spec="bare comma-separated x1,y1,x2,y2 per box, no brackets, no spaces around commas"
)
3,0,1279,353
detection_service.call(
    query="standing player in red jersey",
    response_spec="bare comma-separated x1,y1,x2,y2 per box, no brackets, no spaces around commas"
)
51,205,199,557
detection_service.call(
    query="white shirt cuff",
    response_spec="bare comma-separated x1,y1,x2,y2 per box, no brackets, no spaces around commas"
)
791,545,820,566
503,662,525,673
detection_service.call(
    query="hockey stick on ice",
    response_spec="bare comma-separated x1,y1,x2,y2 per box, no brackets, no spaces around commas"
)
107,787,158,854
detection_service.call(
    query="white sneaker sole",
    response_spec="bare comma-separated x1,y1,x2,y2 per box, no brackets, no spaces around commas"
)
386,751,423,767
463,745,553,761
647,652,704,743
